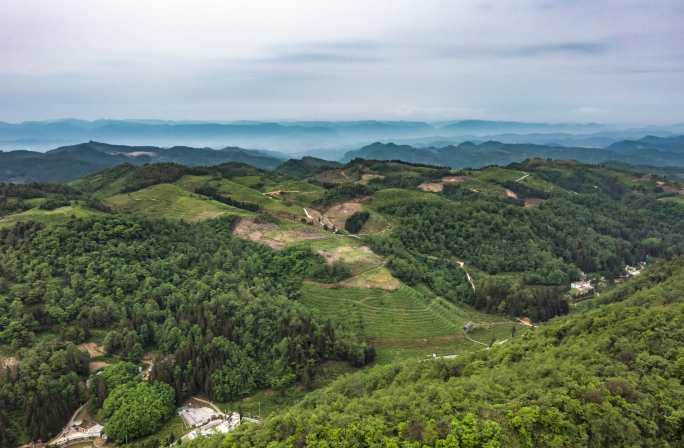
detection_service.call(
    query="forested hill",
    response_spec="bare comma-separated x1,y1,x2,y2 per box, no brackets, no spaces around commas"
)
343,135,684,168
0,141,283,183
197,257,684,447
0,217,372,444
1,156,684,446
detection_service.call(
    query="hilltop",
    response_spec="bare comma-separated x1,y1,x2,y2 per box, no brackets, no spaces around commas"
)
0,141,283,183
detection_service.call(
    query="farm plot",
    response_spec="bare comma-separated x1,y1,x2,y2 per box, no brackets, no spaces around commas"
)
300,283,517,362
105,184,252,222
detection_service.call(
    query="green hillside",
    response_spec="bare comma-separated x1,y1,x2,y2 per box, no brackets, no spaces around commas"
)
104,183,253,222
300,283,519,363
2,157,684,447
223,258,684,447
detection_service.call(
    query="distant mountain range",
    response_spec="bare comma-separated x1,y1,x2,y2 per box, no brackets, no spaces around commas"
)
2,135,684,183
0,141,283,183
343,135,684,168
2,118,684,153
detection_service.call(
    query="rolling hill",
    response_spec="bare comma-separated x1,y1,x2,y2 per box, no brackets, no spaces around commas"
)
1,156,684,446
0,141,283,183
343,135,684,168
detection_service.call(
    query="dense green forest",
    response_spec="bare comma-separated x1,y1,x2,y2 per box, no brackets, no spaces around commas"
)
187,257,684,447
0,217,371,443
365,160,684,320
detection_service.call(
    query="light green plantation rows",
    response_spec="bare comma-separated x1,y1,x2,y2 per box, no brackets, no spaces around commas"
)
300,283,519,362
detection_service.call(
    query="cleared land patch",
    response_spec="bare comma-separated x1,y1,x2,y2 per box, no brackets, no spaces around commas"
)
417,182,444,192
324,201,364,229
233,218,326,250
77,342,106,357
105,184,251,222
0,205,104,228
340,265,400,290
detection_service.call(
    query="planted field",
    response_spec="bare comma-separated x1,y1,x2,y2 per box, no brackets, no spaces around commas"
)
300,283,519,362
473,166,557,192
0,204,104,228
105,183,252,222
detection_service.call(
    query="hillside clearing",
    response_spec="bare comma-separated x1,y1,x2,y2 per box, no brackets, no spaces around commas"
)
233,218,326,249
105,183,251,222
0,205,104,228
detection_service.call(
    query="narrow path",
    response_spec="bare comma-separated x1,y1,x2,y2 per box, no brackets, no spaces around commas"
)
192,396,223,414
515,172,530,182
455,260,476,292
463,331,489,347
47,403,87,446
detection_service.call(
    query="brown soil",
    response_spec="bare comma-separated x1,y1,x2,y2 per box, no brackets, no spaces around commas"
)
324,201,364,229
418,182,444,192
88,361,111,372
524,197,545,208
0,356,18,372
78,342,106,357
340,266,401,290
360,174,385,185
504,188,519,199
233,218,325,250
442,175,472,184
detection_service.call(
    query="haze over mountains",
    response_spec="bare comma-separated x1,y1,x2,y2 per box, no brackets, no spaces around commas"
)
344,135,684,169
2,134,684,184
2,119,684,154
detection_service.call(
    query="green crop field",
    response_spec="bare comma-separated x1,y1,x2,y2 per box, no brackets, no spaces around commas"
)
300,283,522,363
104,183,253,222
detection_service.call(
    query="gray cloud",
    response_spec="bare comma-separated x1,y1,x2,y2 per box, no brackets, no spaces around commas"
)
261,52,381,64
0,0,683,124
439,41,608,59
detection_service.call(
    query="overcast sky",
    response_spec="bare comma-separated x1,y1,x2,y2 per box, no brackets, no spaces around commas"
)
2,0,683,123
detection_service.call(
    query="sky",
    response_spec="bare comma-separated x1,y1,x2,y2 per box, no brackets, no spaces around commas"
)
2,0,684,124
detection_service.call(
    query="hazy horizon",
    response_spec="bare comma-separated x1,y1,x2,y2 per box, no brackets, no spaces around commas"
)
3,0,684,124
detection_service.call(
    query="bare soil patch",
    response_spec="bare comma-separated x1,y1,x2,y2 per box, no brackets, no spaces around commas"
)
78,342,106,357
324,201,364,229
504,188,518,199
524,197,545,208
88,361,111,372
233,218,325,250
442,175,472,184
418,182,444,192
0,356,18,372
317,245,383,276
341,266,401,290
360,174,385,185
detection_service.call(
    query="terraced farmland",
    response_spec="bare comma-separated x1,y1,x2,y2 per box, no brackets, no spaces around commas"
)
300,283,519,362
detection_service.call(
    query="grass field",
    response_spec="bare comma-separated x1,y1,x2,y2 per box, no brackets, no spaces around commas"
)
472,166,557,192
105,183,253,222
0,204,105,228
176,175,317,217
300,282,522,363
